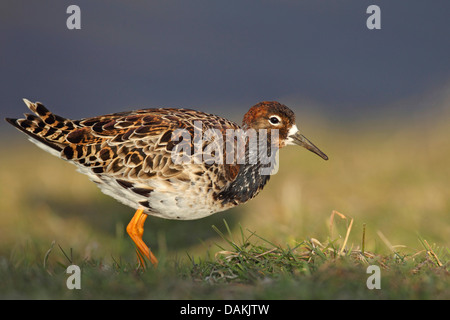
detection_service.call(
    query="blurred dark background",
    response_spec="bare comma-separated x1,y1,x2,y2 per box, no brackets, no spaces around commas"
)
1,0,449,125
0,1,449,268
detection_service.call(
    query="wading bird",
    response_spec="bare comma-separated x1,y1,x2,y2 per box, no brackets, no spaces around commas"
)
6,100,328,268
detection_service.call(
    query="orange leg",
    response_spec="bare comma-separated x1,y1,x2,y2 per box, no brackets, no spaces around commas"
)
126,208,158,268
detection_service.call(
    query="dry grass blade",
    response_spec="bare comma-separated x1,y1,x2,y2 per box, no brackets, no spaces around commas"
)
419,238,443,267
43,240,56,272
338,217,354,256
254,248,278,258
329,210,354,256
377,230,395,252
215,250,239,262
329,210,347,239
377,230,406,261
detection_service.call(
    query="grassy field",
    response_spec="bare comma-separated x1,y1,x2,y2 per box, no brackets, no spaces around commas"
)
0,101,449,300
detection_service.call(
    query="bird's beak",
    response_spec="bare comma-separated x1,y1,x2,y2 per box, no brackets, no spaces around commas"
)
289,128,328,160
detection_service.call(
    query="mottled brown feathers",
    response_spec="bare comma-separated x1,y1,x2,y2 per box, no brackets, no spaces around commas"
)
5,99,309,220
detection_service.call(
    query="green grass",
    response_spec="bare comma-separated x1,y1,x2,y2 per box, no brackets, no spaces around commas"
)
1,219,448,299
0,101,449,299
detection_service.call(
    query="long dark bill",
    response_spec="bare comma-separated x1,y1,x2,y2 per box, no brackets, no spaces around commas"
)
290,131,329,160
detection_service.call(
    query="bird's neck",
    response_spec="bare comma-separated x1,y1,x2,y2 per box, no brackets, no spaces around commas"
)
216,132,279,206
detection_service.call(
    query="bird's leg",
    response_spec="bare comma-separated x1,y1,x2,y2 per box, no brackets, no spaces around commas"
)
126,208,158,268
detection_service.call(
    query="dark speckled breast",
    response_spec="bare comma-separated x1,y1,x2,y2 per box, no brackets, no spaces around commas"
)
215,161,271,206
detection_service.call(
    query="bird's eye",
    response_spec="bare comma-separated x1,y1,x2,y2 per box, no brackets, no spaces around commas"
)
269,116,281,125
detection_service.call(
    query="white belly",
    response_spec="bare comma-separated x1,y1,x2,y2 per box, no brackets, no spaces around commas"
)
80,167,225,220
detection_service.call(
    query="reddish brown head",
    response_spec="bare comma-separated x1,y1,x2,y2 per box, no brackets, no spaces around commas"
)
242,101,328,159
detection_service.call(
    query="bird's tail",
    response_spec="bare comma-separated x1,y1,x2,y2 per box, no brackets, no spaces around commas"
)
5,99,76,156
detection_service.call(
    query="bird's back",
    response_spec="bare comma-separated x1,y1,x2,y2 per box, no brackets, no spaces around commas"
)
6,100,256,219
